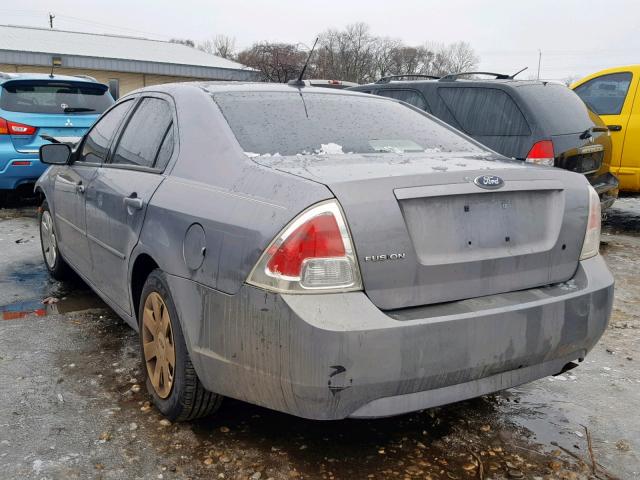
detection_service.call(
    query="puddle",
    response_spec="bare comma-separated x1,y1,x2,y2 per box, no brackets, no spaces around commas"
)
0,290,106,320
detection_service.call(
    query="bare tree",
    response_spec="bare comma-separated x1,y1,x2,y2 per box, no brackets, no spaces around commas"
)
315,23,378,83
232,23,480,84
237,42,306,82
443,41,480,74
371,37,403,79
313,24,479,83
199,34,237,60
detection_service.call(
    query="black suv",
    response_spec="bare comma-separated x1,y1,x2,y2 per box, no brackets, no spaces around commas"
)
349,73,619,208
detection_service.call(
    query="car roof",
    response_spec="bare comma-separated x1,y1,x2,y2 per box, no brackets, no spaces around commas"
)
0,72,101,85
130,80,376,98
355,78,550,89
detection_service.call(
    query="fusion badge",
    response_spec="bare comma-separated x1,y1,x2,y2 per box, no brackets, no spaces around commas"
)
364,253,406,262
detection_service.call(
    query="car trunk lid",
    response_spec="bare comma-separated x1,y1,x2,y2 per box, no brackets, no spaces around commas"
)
256,152,589,310
552,128,610,179
2,111,95,153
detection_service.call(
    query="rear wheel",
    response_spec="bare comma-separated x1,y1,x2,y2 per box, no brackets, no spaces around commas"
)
139,269,222,421
39,200,71,280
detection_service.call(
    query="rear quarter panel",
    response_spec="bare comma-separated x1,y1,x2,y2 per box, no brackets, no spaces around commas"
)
133,85,332,298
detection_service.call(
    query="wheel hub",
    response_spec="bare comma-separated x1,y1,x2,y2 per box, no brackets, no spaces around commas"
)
141,292,175,399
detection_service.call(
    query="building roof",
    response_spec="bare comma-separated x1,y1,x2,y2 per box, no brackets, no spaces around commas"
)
0,24,258,81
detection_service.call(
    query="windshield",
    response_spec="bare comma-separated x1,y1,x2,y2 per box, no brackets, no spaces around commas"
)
0,81,113,115
212,91,483,156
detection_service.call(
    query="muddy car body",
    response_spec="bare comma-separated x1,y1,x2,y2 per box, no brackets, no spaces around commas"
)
35,83,614,420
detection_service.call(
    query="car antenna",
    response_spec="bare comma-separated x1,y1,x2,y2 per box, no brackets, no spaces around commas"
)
509,67,528,79
289,37,319,87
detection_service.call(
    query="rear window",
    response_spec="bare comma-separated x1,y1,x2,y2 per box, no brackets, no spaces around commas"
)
0,80,113,115
438,87,531,136
517,83,595,135
212,91,482,156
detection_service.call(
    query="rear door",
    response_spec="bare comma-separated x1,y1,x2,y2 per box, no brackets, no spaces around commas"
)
573,72,637,173
53,99,134,276
85,95,175,314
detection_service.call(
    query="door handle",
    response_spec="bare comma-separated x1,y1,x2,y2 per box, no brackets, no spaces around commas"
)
608,124,622,132
75,182,85,194
123,195,144,210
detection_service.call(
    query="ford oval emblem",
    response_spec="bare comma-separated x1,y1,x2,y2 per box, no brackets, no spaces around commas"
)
473,175,504,190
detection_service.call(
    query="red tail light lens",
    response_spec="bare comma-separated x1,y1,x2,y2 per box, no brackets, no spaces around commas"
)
0,118,36,135
247,200,362,293
266,213,346,278
526,140,555,166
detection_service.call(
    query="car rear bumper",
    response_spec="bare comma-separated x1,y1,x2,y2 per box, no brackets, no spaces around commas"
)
0,155,47,190
168,254,614,420
588,172,619,209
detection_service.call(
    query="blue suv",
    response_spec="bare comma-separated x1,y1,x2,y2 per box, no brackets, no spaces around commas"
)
0,73,113,198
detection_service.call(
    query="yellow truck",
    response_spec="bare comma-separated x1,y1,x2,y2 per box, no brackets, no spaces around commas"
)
573,66,640,192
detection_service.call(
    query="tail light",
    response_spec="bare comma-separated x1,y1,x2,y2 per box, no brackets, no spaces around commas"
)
247,200,362,293
0,117,36,135
526,140,555,166
580,186,601,260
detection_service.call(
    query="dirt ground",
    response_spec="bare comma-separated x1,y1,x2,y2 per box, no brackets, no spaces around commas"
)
0,196,638,480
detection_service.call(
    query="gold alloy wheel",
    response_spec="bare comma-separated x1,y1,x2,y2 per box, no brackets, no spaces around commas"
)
142,292,176,399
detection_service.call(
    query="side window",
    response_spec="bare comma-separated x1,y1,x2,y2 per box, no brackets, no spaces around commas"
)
438,87,530,136
78,100,133,163
111,97,173,169
378,89,429,112
574,72,632,115
154,125,175,170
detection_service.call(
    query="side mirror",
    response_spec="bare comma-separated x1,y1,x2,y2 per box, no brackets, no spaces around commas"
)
40,143,71,165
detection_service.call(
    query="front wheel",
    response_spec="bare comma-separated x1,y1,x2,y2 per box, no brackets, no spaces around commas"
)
138,269,222,421
39,200,70,280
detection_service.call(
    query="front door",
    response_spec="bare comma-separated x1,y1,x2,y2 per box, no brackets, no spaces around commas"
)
85,96,175,315
52,99,135,276
574,71,639,189
52,164,97,276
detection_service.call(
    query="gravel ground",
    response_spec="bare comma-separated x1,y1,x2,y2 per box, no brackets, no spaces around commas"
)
0,197,638,480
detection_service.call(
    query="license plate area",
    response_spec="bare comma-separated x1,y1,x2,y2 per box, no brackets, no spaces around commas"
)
571,151,603,174
398,189,565,265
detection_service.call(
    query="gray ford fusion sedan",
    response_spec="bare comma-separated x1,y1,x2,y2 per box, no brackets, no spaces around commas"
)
36,82,614,421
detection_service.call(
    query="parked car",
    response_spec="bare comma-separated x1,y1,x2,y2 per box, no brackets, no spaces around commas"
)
0,72,114,201
349,73,619,208
572,66,640,192
36,82,613,421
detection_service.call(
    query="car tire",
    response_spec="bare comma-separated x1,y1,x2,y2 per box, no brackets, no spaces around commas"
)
138,269,222,421
39,200,71,280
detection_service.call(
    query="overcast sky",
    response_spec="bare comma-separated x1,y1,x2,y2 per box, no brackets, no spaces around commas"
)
2,1,639,80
